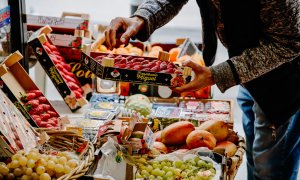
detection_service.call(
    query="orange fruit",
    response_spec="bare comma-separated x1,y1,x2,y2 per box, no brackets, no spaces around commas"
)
150,46,163,52
169,47,181,62
129,47,143,56
116,47,128,54
147,51,159,58
97,45,108,52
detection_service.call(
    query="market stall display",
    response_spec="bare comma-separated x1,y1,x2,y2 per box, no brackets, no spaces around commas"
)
0,9,247,179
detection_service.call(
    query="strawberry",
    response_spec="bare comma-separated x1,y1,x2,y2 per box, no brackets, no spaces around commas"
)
47,120,57,126
39,121,47,127
142,64,151,68
142,68,151,72
126,56,133,61
43,45,51,54
55,55,65,61
142,60,150,64
150,66,160,72
49,117,58,124
62,69,74,77
48,44,58,52
41,104,51,111
62,64,71,71
77,88,83,94
73,90,82,99
67,82,80,90
132,62,141,65
28,90,43,97
47,110,58,117
55,64,64,71
160,62,167,70
24,99,39,109
38,96,47,103
28,106,43,115
40,113,51,121
35,120,42,127
21,92,36,102
45,124,54,128
61,73,77,84
52,51,60,56
31,115,41,122
133,65,143,70
115,64,126,68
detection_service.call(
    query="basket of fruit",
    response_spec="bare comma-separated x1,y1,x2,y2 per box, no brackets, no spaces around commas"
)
123,119,246,180
0,129,94,180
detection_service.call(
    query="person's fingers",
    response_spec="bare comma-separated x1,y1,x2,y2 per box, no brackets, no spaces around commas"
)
120,25,138,44
106,17,124,49
173,79,200,93
110,18,124,48
104,29,112,50
182,60,202,72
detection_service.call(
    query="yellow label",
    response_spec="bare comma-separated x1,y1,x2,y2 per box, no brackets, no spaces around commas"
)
136,71,158,82
70,62,95,79
49,66,64,84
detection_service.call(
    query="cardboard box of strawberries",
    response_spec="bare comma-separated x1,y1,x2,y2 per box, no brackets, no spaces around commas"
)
81,51,192,87
28,30,87,111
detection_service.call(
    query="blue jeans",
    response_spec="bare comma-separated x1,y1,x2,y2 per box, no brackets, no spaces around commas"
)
237,86,300,180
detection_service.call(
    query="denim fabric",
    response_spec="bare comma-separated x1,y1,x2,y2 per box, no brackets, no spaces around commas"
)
237,86,300,180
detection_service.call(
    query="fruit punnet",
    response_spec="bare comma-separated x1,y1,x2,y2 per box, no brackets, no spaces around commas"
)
95,54,183,74
21,90,59,129
43,42,83,99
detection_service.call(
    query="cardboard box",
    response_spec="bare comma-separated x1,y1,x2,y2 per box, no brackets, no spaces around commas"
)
81,52,192,87
0,51,61,127
28,31,92,49
28,28,87,112
26,13,89,33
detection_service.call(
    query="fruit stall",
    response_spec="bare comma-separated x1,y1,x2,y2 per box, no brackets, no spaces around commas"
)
0,6,245,180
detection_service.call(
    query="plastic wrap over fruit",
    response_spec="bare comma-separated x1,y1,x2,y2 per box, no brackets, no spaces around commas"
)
134,147,221,180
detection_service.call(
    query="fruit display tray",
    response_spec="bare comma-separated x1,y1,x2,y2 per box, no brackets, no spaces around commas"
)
28,28,87,112
81,52,192,87
0,51,60,128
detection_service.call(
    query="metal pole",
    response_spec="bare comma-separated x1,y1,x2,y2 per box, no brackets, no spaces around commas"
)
8,0,28,72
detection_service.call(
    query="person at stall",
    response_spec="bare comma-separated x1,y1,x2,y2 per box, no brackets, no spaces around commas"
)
104,1,300,180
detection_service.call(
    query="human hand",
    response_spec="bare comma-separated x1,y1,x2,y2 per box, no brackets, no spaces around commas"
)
173,60,216,93
104,16,145,50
